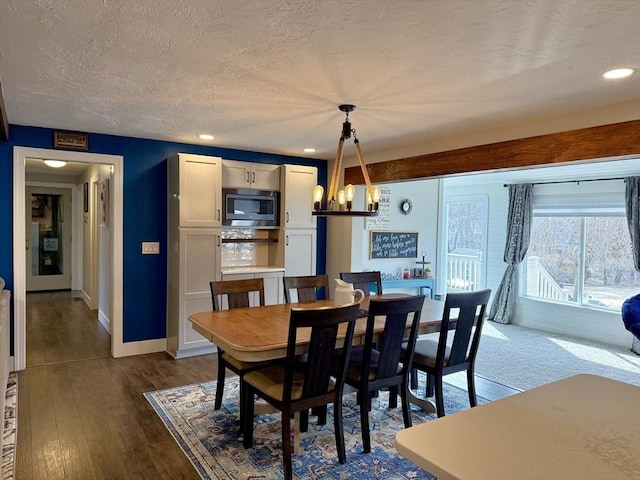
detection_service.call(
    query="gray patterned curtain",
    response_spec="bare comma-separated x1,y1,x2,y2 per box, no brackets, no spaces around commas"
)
488,183,533,324
625,176,640,271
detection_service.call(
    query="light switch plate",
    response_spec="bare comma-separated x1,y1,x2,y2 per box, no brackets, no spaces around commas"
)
142,242,160,254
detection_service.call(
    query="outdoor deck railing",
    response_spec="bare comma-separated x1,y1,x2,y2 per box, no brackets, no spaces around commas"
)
525,256,569,300
446,253,480,292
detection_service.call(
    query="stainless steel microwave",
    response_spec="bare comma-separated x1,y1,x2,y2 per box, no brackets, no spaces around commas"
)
222,188,279,227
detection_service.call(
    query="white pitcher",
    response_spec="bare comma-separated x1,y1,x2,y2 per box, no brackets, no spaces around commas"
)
334,279,365,305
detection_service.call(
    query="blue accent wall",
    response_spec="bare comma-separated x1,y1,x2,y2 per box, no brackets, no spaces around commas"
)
0,124,327,345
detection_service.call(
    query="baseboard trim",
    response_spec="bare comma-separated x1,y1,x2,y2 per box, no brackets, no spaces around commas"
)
97,309,110,333
114,338,167,358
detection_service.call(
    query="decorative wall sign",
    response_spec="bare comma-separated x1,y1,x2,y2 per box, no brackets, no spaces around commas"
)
53,131,88,150
366,186,391,230
369,231,418,259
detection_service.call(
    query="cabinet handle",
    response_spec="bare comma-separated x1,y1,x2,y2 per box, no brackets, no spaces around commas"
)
217,209,221,221
217,235,221,247
286,212,289,223
252,171,255,184
246,171,250,183
286,235,289,246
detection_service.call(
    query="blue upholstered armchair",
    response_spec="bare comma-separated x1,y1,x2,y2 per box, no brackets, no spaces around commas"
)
621,293,640,355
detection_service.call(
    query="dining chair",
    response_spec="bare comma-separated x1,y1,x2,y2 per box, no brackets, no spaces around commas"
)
339,270,383,296
283,274,329,303
404,288,491,417
241,302,361,480
209,277,272,412
344,294,425,453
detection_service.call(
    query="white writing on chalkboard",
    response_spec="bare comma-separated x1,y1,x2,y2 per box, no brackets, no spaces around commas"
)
370,232,418,259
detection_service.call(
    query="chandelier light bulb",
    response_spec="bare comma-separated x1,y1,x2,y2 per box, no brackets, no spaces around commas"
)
337,190,346,211
312,185,324,210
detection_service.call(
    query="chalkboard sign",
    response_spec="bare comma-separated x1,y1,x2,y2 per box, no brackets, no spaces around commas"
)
370,231,418,259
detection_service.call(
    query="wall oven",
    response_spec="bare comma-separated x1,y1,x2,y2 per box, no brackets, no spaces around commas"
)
222,188,279,227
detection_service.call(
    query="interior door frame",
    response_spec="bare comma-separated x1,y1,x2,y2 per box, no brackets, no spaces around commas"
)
13,147,125,370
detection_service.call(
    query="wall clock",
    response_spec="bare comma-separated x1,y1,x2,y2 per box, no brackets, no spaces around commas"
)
400,199,413,215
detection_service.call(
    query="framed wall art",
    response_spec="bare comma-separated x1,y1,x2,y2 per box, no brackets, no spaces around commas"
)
98,179,109,227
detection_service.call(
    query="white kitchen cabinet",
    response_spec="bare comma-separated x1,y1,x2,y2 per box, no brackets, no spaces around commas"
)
221,270,284,305
168,153,222,227
222,159,280,191
280,164,317,229
166,228,221,358
283,229,317,277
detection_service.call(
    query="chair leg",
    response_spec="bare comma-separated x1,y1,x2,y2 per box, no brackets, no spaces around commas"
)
282,408,293,480
434,375,445,418
215,352,226,410
425,373,435,398
333,400,347,464
360,389,372,453
242,382,255,448
310,405,327,425
410,367,418,390
299,409,309,433
388,385,398,409
467,368,478,408
401,379,412,428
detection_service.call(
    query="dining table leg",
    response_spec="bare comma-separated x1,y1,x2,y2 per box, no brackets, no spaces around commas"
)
406,388,437,414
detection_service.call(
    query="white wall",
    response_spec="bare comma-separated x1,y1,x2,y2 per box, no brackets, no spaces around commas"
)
326,179,440,296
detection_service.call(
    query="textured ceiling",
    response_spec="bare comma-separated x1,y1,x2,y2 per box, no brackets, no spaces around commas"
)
1,0,639,160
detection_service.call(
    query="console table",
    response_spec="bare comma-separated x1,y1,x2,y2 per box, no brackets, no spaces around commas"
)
375,278,435,299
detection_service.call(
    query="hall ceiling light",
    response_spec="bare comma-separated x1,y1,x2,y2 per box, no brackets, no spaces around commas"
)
198,134,214,140
43,159,67,168
312,104,380,217
603,68,636,79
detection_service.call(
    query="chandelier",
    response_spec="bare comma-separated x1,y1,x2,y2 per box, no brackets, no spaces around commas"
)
312,104,380,216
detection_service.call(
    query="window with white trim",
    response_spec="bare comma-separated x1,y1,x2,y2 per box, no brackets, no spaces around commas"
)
524,203,636,311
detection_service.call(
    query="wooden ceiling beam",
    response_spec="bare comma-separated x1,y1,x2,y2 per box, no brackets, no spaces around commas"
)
344,120,640,185
0,78,8,141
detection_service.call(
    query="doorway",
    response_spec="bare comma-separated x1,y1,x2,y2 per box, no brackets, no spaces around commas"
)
25,186,72,291
13,147,125,371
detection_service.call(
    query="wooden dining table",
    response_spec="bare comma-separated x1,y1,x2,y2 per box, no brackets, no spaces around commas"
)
188,294,448,413
189,294,446,362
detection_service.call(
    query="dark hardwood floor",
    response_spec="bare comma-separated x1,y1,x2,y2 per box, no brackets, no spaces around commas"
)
17,292,519,479
26,291,110,367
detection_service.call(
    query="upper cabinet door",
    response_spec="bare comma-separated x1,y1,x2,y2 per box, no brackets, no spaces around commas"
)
281,164,317,229
222,160,280,191
169,153,222,227
250,163,280,191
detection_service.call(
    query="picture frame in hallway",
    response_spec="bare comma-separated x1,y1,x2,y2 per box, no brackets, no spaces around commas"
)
98,179,109,227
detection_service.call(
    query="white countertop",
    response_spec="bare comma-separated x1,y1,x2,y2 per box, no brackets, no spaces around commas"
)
221,266,285,275
395,374,640,480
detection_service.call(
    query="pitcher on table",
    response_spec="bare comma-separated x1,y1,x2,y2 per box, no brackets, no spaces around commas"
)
334,279,365,305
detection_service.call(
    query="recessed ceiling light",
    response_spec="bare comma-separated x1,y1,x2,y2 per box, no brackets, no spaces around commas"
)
43,159,67,168
303,148,316,153
198,134,214,140
603,68,636,79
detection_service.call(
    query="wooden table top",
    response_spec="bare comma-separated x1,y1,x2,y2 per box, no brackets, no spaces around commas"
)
188,295,446,362
395,374,640,480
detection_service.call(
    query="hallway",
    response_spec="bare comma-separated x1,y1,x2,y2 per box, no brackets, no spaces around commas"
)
26,291,110,367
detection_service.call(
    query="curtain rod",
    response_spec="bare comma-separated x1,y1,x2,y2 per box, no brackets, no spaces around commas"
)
503,177,627,188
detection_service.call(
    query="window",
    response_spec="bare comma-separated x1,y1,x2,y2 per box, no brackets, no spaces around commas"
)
443,197,487,292
524,205,635,311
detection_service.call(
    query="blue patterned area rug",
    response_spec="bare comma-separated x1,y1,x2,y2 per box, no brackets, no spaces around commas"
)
145,377,485,480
